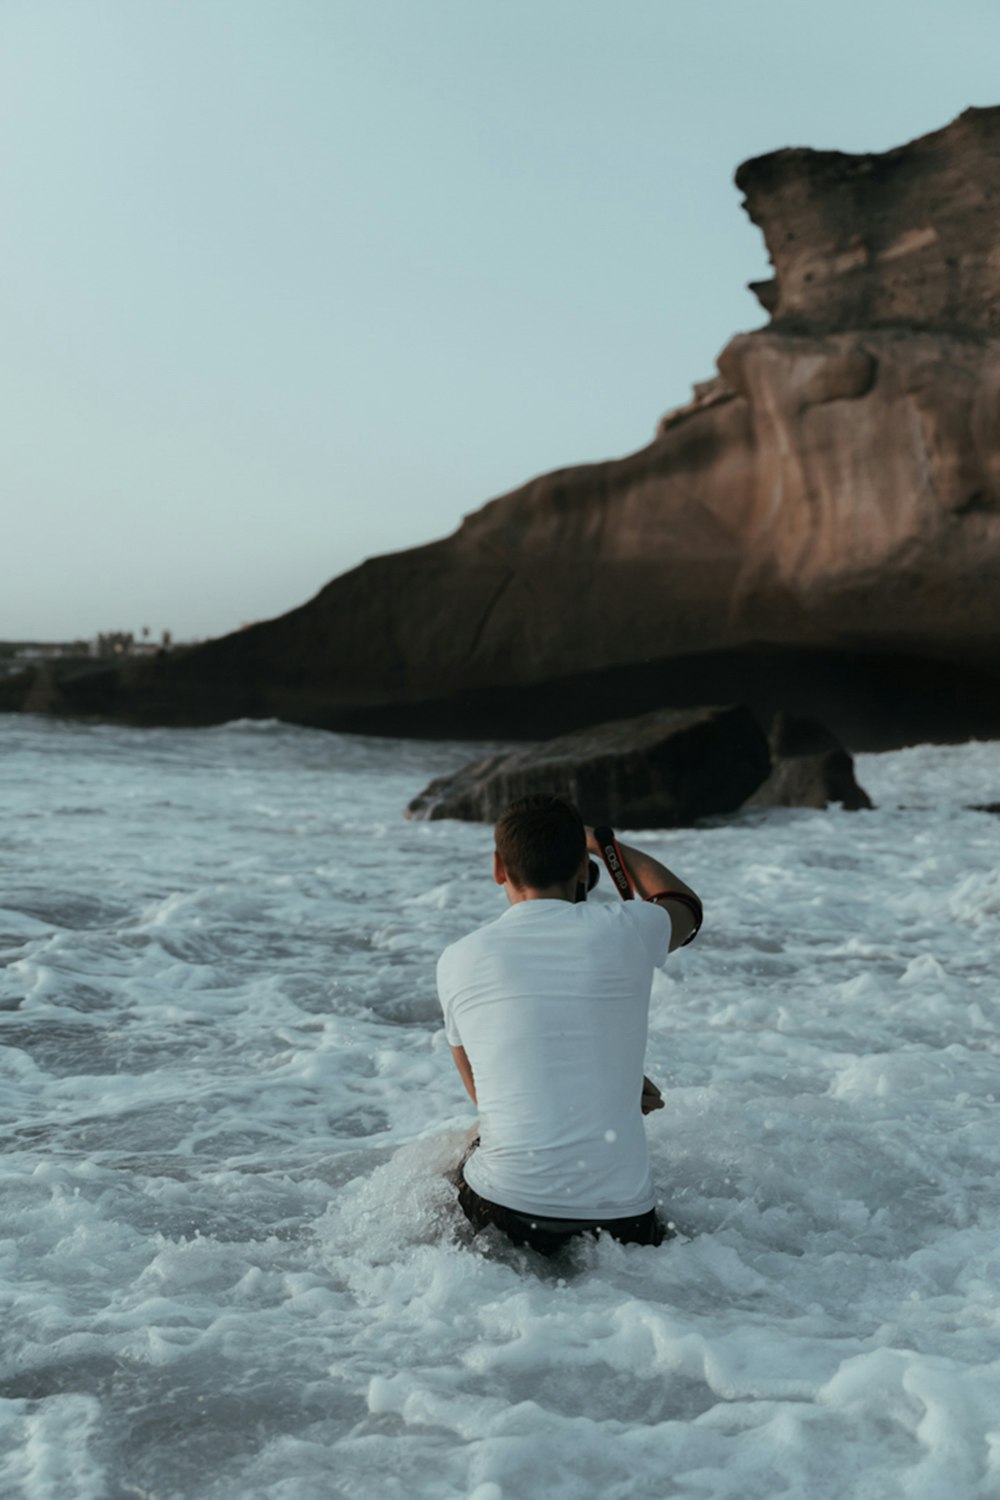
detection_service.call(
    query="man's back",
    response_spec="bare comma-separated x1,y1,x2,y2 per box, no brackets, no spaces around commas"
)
438,898,670,1220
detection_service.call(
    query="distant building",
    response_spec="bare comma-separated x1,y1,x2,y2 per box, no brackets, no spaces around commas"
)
0,630,177,673
12,639,93,661
0,639,95,677
96,631,135,658
92,629,174,658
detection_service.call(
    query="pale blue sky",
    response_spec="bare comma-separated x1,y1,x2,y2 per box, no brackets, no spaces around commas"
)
2,0,997,640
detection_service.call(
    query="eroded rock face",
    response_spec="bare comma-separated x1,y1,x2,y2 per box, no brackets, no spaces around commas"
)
714,326,1000,654
4,107,1000,745
737,106,1000,333
406,707,772,827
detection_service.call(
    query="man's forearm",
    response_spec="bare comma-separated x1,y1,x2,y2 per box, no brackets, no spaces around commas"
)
586,830,698,902
620,842,698,902
586,828,701,948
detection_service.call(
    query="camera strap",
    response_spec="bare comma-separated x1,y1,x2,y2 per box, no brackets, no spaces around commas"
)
592,825,635,900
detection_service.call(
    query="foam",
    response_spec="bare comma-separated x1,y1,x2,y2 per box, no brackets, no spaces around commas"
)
0,719,998,1497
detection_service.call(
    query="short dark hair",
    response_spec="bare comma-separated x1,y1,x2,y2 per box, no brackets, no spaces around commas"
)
494,793,586,889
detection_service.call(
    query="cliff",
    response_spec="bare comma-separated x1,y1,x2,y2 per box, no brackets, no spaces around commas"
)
5,106,1000,747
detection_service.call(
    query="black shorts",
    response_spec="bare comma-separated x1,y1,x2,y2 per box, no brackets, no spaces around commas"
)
457,1162,667,1257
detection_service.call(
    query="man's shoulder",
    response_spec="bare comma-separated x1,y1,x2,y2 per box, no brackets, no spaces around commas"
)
592,897,671,963
627,898,671,930
438,914,505,975
583,897,668,929
628,898,672,962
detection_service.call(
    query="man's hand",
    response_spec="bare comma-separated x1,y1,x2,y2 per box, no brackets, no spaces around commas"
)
641,1075,664,1114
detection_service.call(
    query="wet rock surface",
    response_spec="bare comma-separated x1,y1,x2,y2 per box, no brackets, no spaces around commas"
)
405,705,872,827
407,707,772,827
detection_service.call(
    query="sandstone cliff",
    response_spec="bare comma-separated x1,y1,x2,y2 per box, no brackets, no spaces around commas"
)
5,107,999,746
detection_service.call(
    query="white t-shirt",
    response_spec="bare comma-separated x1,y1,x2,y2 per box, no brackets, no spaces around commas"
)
437,898,671,1220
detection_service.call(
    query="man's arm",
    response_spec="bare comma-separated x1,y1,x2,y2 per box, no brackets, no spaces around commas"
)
586,830,701,952
450,1045,477,1104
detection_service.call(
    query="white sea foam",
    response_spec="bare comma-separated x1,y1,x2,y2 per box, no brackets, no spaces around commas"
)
0,717,998,1498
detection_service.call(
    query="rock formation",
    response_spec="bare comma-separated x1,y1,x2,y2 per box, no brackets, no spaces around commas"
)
405,706,773,827
744,713,873,812
3,107,1000,746
405,706,871,826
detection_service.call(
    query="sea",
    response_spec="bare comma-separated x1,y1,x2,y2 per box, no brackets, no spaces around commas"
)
1,713,998,1500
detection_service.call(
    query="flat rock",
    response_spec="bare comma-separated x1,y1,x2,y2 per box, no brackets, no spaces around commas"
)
406,705,771,827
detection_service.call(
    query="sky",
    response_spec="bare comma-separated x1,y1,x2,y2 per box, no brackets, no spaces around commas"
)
2,0,998,643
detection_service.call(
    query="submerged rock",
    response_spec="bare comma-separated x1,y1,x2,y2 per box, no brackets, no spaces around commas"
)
408,706,873,825
406,706,772,827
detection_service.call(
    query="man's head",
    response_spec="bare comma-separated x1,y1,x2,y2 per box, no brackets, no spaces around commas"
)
493,793,587,898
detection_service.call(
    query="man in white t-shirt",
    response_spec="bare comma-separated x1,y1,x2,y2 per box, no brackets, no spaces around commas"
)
437,793,702,1254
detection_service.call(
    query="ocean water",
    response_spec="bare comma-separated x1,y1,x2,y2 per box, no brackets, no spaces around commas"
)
1,714,998,1500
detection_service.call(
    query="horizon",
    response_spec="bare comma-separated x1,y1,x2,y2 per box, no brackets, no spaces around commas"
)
3,1,998,643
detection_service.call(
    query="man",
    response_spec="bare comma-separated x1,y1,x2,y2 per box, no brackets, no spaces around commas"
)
437,793,702,1255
